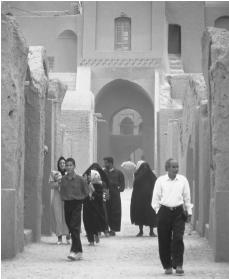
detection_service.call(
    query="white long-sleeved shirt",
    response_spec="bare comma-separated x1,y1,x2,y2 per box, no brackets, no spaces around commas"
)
151,174,193,215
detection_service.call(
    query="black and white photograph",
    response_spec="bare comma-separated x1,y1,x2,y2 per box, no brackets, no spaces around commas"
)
1,0,229,278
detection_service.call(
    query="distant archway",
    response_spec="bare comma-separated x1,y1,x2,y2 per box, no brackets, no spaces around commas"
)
112,108,142,136
120,117,134,135
168,24,181,54
215,16,229,31
56,29,77,72
95,79,154,168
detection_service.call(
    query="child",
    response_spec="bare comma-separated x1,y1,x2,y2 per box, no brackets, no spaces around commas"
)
60,158,89,261
83,170,107,245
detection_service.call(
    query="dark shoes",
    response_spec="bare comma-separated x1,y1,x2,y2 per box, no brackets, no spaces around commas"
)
149,231,157,237
164,268,173,275
176,266,184,276
104,230,109,237
136,231,143,237
67,252,82,261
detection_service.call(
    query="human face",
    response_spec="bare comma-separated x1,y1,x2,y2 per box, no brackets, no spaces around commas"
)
66,161,75,174
104,160,111,170
167,160,179,178
59,159,65,171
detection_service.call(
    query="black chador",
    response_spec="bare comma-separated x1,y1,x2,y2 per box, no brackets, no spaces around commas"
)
130,162,157,228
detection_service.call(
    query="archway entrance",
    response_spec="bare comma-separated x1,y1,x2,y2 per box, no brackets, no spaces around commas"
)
95,79,154,169
168,24,181,54
215,16,229,31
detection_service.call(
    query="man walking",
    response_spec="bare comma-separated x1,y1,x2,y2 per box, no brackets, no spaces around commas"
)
103,157,125,236
152,158,193,275
60,158,89,261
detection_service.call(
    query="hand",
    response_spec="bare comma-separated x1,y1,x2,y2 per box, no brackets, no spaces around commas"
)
187,215,192,223
54,173,59,182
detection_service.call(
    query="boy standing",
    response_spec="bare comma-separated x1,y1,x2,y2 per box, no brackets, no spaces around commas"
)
60,158,89,260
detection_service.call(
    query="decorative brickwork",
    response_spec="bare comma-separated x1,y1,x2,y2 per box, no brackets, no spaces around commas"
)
80,58,161,68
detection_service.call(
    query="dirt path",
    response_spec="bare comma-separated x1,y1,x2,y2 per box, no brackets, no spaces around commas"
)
2,189,229,279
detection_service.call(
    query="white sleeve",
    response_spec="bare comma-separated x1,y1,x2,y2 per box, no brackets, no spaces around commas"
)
152,178,162,214
182,176,193,215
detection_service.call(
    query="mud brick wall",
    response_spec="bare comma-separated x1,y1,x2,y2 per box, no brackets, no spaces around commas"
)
1,13,28,258
24,46,48,242
202,27,229,261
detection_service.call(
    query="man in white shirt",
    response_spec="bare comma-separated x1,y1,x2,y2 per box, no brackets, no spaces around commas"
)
152,158,193,276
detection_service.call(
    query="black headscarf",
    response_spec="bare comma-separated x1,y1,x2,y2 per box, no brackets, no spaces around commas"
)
57,156,66,176
131,162,157,226
134,162,157,184
84,162,109,188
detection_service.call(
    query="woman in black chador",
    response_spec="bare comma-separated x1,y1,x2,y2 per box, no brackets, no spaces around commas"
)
83,163,110,234
83,164,108,245
130,161,157,237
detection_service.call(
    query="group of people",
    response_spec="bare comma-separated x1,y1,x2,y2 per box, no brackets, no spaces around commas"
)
49,156,192,276
49,156,125,260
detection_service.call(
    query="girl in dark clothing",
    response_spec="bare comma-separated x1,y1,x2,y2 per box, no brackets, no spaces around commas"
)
83,169,107,245
83,163,110,236
130,161,157,237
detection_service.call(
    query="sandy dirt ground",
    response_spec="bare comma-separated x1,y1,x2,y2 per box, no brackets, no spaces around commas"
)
2,189,229,279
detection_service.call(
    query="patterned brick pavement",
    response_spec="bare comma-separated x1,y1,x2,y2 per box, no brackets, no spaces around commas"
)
2,190,229,278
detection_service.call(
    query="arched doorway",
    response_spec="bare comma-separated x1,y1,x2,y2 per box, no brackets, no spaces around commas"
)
112,108,142,136
95,79,154,168
168,24,181,54
120,117,134,135
56,29,77,72
215,16,229,31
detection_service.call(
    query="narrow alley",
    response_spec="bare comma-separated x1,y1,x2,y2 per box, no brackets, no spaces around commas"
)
2,190,229,279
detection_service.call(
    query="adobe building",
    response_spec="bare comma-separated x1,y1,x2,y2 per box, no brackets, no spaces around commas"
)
7,1,229,171
2,1,229,261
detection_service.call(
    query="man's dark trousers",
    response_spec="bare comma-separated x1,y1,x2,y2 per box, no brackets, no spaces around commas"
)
64,200,83,253
157,205,185,269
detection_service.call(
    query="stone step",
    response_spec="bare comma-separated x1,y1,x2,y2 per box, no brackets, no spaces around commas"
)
170,69,184,74
168,54,184,73
24,229,33,246
169,60,182,65
169,57,182,61
170,64,183,69
168,54,181,58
